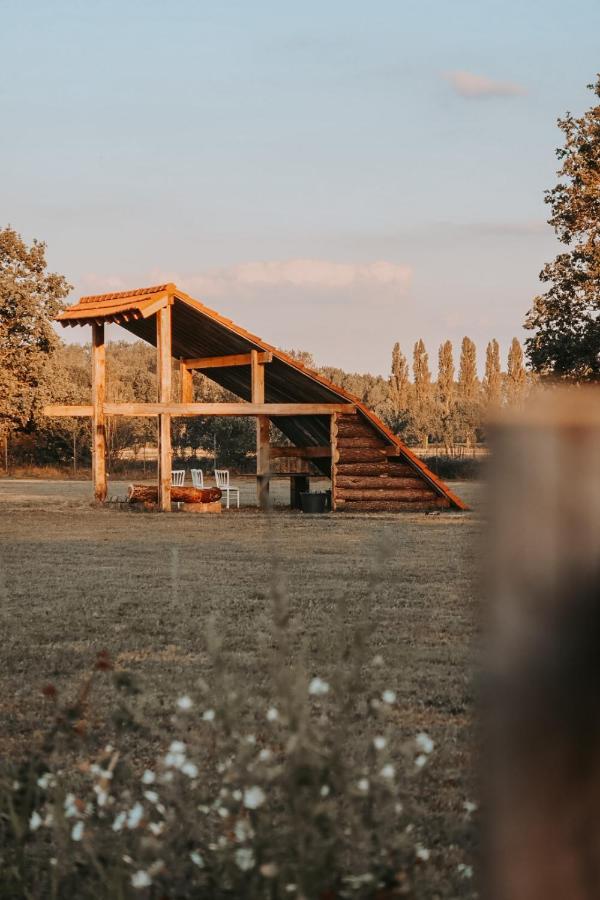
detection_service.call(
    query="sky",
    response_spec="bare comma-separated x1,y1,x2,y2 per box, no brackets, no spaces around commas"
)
2,0,600,375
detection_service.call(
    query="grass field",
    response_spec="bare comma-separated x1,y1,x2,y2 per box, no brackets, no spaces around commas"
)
0,477,481,896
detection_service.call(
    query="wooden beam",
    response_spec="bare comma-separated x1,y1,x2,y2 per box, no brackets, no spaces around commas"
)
252,349,270,509
43,402,357,417
180,361,193,403
92,323,107,503
331,412,339,511
43,404,94,417
269,445,331,459
183,351,273,370
102,402,355,417
157,304,172,511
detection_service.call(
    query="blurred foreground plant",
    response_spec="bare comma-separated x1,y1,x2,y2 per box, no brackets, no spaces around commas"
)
0,563,454,899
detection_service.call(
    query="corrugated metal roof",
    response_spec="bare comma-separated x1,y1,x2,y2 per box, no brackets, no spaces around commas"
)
56,284,467,509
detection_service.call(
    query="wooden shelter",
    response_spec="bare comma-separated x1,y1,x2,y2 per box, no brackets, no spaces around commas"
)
44,283,466,512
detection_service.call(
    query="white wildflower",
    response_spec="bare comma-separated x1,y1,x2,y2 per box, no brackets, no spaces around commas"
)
218,807,229,818
395,802,404,815
177,695,193,711
127,802,144,829
164,750,186,769
112,811,126,832
266,706,279,722
285,885,297,893
380,764,395,780
202,709,215,722
235,847,256,871
457,863,474,879
71,821,84,842
144,791,159,805
415,754,428,769
308,677,330,696
12,781,20,791
382,689,396,704
232,790,242,801
131,870,152,889
169,740,186,754
357,778,370,793
234,819,253,841
149,822,164,836
372,653,384,666
415,732,434,755
94,786,109,807
320,785,330,797
415,845,430,862
160,771,174,783
44,811,54,827
142,770,156,785
37,772,54,790
190,851,205,868
463,799,477,815
373,735,387,751
243,786,266,809
258,749,272,762
245,734,256,745
49,858,57,867
29,811,43,831
181,761,199,778
64,794,79,818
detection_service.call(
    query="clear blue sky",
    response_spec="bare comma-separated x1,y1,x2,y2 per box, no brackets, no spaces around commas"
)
3,0,599,373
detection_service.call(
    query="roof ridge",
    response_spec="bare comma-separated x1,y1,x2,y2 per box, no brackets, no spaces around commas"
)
79,284,173,304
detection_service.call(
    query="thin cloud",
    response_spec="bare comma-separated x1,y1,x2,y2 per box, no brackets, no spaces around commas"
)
444,70,526,99
154,259,412,298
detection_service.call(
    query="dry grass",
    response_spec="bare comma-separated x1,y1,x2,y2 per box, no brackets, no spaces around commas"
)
0,479,481,896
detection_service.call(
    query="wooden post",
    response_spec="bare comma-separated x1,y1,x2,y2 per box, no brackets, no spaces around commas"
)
487,388,600,900
157,304,172,511
92,323,107,502
251,349,270,509
330,412,339,511
180,362,193,403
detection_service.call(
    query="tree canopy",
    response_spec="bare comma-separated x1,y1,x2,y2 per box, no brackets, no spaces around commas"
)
525,76,600,380
0,226,71,435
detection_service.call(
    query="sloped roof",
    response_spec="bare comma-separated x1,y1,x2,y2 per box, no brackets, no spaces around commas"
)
57,283,466,509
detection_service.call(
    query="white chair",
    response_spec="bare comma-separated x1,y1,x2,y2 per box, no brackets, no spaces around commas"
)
190,469,204,489
171,470,185,486
214,469,240,509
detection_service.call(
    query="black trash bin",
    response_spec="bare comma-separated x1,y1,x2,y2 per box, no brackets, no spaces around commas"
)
300,491,328,514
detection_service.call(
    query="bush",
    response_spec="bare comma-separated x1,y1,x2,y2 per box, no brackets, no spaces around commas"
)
420,455,486,481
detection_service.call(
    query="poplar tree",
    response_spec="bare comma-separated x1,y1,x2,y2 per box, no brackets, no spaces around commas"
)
436,340,455,451
388,342,410,433
482,339,502,406
457,337,479,447
506,337,528,407
412,339,432,448
525,76,600,380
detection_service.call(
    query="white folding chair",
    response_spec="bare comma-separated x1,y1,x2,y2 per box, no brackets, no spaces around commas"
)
171,470,185,486
214,469,240,509
190,469,204,489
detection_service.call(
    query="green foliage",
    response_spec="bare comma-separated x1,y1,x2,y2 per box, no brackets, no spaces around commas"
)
0,226,71,435
525,76,600,380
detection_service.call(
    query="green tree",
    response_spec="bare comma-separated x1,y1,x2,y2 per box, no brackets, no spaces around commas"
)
435,340,455,451
525,76,600,380
482,339,502,407
505,337,528,408
0,227,71,438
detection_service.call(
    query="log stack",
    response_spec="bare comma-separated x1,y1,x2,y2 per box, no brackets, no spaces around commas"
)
128,484,222,512
333,414,449,512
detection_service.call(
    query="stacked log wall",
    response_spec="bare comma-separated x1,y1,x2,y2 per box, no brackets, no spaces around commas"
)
333,414,450,512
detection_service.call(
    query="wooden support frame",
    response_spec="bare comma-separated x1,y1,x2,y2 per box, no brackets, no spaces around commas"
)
157,304,172,511
92,323,107,503
183,351,273,370
43,402,355,418
251,349,270,509
180,362,193,403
